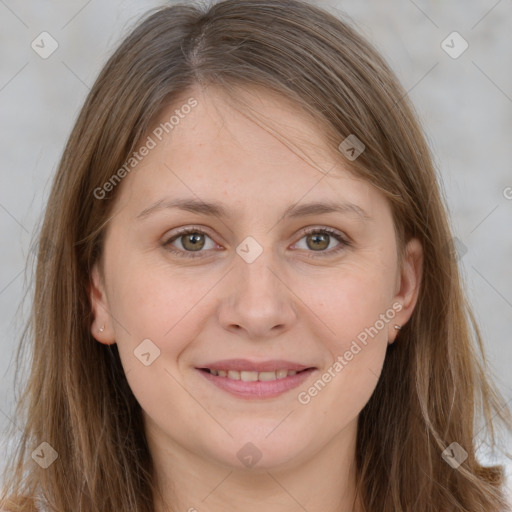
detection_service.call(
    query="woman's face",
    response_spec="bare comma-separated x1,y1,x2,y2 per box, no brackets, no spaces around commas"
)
90,85,421,472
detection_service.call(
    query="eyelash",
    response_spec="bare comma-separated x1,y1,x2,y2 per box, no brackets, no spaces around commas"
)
162,226,351,259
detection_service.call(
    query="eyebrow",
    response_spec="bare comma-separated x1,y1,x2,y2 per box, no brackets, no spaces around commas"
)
136,197,372,222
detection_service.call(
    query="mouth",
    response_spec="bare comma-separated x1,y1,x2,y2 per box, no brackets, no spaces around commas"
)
198,367,311,381
196,366,317,399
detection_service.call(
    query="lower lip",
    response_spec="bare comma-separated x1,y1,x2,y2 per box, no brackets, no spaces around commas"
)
197,368,316,399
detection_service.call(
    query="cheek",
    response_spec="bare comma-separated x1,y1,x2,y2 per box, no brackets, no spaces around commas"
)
308,260,397,343
103,259,216,422
104,255,218,358
294,260,395,410
296,278,391,433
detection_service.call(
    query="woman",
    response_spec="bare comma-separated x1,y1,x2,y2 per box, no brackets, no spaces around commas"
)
1,1,511,510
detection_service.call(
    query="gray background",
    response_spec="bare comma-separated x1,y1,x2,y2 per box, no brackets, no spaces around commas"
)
1,0,511,495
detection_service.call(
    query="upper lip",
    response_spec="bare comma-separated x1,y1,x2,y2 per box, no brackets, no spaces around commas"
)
197,359,315,372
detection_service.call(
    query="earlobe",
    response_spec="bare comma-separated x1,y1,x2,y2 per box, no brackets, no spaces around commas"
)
89,263,115,345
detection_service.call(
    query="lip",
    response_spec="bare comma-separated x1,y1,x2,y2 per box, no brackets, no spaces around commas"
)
196,366,317,399
196,359,314,372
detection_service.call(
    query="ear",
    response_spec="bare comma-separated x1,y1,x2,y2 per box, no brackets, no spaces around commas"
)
388,237,423,344
89,262,116,345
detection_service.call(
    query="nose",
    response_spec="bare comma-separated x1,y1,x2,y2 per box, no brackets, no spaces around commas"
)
216,247,298,340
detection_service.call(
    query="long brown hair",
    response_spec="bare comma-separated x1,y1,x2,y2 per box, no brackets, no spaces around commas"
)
2,1,511,511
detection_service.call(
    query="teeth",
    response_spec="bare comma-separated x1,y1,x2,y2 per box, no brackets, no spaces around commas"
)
240,371,258,382
208,368,302,381
258,371,277,381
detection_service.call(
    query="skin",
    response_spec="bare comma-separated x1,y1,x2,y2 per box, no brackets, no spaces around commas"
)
89,84,423,512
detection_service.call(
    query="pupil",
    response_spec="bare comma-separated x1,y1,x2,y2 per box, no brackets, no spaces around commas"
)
309,233,328,250
184,233,204,251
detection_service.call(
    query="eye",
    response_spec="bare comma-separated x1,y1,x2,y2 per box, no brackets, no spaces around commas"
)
293,227,350,257
163,227,220,259
162,226,351,259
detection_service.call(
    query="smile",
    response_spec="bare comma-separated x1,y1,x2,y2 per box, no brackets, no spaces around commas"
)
197,367,316,399
203,368,302,381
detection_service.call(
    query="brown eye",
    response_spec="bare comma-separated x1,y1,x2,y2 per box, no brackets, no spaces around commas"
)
180,232,206,251
163,228,218,258
293,227,349,256
306,232,330,251
163,226,350,260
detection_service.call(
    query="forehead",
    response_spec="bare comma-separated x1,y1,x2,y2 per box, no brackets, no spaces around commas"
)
110,85,380,218
163,85,341,172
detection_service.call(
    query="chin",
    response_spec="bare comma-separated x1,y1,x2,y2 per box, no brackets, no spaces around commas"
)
210,433,308,472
